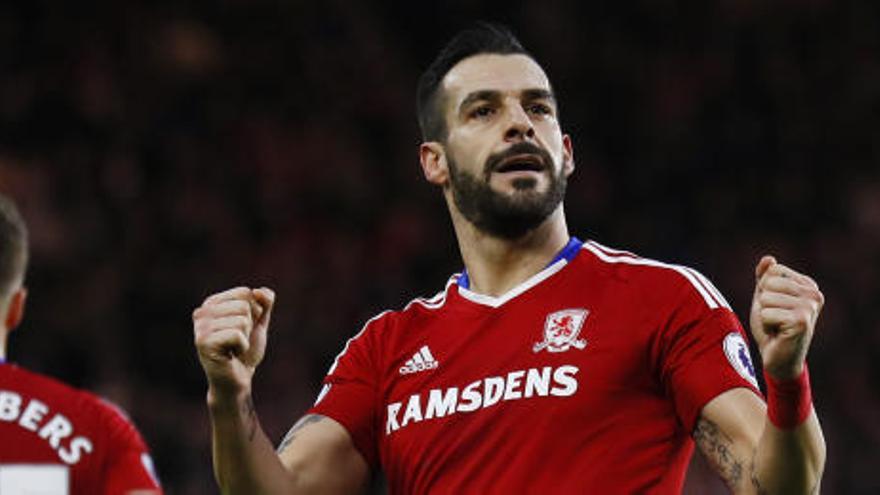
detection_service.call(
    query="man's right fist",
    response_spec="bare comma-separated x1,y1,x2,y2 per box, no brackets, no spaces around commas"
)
192,287,275,395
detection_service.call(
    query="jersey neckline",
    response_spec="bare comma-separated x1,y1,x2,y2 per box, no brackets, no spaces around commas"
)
455,237,583,308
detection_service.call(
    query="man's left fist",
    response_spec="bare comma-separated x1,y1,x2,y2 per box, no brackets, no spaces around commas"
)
750,255,824,380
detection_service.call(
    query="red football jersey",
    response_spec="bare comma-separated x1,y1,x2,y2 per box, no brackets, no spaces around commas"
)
310,238,763,494
0,362,163,494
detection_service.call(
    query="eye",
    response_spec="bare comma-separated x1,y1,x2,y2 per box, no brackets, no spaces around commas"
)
470,106,495,119
527,103,552,116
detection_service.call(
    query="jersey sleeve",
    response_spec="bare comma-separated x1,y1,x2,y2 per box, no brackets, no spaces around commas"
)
308,317,382,467
97,400,163,494
657,273,763,433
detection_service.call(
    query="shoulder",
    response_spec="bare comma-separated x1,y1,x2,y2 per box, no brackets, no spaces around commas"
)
578,239,731,311
2,363,93,403
1,363,145,442
72,389,148,450
325,275,457,371
357,274,458,336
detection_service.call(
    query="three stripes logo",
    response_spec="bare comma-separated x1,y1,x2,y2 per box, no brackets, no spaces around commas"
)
399,345,439,375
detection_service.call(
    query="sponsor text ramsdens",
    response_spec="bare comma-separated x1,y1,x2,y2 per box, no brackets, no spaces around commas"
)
386,365,578,434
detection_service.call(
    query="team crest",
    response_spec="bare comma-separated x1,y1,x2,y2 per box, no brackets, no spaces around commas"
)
533,309,589,353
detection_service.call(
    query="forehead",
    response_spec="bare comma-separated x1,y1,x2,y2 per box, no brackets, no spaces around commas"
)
441,54,551,105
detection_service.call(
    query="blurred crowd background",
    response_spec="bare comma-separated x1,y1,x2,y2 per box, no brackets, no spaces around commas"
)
1,0,877,493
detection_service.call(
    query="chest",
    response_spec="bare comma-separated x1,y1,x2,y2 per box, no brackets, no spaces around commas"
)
378,285,666,450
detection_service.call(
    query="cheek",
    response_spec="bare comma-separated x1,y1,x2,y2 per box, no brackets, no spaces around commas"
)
537,128,566,166
447,138,490,174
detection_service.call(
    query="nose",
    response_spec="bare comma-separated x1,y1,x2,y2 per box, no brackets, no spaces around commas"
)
504,105,535,142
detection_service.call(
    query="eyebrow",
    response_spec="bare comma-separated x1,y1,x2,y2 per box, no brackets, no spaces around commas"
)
458,90,501,113
458,88,557,114
521,88,556,104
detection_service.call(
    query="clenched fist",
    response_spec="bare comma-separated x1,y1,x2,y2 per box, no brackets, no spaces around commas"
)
193,287,275,397
750,256,824,380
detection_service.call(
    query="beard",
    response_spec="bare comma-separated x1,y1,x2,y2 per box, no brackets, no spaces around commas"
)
447,142,567,240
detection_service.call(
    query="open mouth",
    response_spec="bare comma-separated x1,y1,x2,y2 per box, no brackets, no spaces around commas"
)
493,154,546,173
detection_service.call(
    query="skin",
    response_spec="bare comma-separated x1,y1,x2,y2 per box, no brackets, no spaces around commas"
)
695,257,826,494
0,286,27,360
194,287,368,494
420,54,574,297
195,53,826,494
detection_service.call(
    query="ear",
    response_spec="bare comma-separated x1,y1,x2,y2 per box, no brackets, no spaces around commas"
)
5,288,27,332
562,134,575,177
419,141,450,186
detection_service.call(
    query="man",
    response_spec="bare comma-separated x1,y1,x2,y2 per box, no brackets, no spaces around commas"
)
193,24,825,493
0,193,163,495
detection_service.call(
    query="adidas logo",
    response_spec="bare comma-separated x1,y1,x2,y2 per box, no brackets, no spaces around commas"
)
399,345,439,375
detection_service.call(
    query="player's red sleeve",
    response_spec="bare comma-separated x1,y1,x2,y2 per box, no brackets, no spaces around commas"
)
98,401,163,495
657,278,763,433
308,316,383,467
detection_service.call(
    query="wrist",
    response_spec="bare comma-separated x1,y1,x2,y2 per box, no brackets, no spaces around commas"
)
765,364,813,429
207,385,252,415
764,360,805,381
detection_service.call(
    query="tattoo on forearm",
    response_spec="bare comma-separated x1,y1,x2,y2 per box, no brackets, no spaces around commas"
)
751,470,768,495
242,396,257,442
277,414,326,453
693,417,744,489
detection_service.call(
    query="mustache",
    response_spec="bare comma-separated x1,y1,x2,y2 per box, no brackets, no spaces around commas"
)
484,142,554,175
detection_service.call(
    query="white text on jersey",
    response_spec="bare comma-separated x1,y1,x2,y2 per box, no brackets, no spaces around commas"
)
386,365,578,434
0,390,93,465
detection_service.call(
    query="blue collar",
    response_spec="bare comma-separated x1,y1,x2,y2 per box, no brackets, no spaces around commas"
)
457,237,583,290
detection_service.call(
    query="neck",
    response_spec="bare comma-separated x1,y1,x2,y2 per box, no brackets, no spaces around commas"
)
451,206,570,297
0,301,8,361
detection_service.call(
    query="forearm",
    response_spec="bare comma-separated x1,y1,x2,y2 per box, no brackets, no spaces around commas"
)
208,388,294,495
696,381,825,495
751,367,826,494
752,409,825,494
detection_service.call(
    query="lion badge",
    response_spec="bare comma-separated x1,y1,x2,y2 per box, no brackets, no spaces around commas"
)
533,308,589,353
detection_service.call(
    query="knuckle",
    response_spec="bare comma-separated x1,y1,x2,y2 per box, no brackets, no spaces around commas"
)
194,330,217,350
796,309,811,326
238,300,254,316
814,288,825,306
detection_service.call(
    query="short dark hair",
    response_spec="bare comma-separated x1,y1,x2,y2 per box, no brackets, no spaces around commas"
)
416,23,532,142
0,193,28,295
